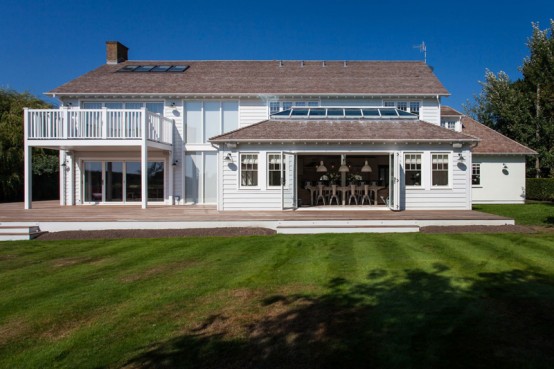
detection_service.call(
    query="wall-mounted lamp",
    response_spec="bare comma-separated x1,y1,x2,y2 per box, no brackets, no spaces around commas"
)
61,162,67,167
224,153,233,163
503,163,508,170
172,159,179,166
457,153,465,162
171,102,176,107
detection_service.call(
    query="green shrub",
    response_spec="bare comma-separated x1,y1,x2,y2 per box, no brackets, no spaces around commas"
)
526,178,554,201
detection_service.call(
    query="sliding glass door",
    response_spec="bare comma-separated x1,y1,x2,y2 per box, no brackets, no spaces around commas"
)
83,160,165,204
83,162,103,203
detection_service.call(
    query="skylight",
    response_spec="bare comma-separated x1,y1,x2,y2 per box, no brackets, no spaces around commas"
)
118,65,189,73
270,107,418,120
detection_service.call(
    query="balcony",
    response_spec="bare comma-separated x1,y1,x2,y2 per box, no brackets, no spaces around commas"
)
24,108,174,149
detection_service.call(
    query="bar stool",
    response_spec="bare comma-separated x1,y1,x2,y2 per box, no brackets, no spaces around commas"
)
347,184,358,205
329,184,340,205
315,184,327,205
360,184,371,205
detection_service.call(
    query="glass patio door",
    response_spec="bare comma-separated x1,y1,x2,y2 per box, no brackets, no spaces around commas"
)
281,152,297,210
105,162,123,202
389,152,401,211
83,161,103,203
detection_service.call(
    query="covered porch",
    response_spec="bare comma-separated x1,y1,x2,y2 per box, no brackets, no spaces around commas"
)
23,107,175,209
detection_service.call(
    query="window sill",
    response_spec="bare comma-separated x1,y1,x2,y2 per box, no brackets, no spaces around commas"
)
472,185,483,188
430,186,452,190
239,186,261,190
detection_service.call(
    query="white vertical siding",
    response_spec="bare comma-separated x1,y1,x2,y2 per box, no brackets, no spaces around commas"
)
472,155,526,204
239,99,268,127
165,101,184,203
419,98,440,125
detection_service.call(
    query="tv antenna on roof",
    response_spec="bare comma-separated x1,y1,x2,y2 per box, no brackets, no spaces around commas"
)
414,41,427,63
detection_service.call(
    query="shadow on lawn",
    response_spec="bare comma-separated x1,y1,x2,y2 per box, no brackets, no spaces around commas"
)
125,266,554,369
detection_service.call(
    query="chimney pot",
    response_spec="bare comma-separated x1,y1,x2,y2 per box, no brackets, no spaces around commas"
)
106,41,129,64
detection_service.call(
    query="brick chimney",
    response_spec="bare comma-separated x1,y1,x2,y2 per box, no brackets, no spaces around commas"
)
106,41,129,64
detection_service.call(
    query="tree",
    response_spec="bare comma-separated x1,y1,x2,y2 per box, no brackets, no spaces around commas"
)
0,89,58,202
465,20,554,177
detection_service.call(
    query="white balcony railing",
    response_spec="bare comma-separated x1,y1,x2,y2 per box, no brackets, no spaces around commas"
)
25,108,174,145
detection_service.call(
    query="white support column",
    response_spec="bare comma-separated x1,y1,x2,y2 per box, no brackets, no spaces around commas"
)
59,151,66,206
168,153,174,205
23,108,32,209
180,148,185,205
141,108,148,209
67,152,75,205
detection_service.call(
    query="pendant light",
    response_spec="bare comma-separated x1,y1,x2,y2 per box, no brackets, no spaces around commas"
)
361,160,372,172
338,160,350,172
316,161,327,172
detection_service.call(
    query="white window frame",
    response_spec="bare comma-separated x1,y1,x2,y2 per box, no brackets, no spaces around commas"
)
431,153,450,187
383,100,421,115
239,153,259,188
404,153,423,188
441,120,456,130
268,100,320,114
267,153,288,189
472,163,481,187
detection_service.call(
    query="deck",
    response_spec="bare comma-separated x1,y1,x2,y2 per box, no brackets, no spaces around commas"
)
0,201,514,234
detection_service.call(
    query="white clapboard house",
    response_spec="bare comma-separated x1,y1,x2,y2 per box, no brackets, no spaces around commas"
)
23,41,536,211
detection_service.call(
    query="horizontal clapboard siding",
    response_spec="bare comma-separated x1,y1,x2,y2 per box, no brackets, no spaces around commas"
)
239,99,268,127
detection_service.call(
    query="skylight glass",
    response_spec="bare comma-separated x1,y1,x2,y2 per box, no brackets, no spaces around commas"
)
344,108,362,117
168,65,189,72
362,109,380,117
118,65,189,73
134,66,155,72
327,108,344,117
309,108,326,117
151,65,172,72
379,108,398,116
270,107,417,120
291,109,309,116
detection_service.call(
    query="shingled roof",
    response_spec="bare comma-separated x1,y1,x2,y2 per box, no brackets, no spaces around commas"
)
48,60,449,96
440,106,536,155
210,119,477,143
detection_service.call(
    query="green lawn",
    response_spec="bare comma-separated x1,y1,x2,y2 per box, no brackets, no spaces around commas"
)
1,233,554,368
474,202,554,226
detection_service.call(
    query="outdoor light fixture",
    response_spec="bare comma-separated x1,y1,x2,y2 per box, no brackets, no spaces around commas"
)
503,163,508,170
338,160,350,172
316,161,327,172
60,162,67,167
172,159,179,166
458,153,465,162
224,153,233,163
361,160,373,172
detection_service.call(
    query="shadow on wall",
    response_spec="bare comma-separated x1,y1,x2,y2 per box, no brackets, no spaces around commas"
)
125,266,554,369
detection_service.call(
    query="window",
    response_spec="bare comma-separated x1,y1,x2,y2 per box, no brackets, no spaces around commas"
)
441,120,456,130
383,101,420,115
270,102,280,115
241,154,258,186
269,101,318,114
472,163,481,185
185,101,239,143
410,102,420,115
268,153,285,187
432,154,449,186
405,154,422,186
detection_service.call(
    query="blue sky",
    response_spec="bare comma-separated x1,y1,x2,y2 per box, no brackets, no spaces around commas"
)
1,0,552,111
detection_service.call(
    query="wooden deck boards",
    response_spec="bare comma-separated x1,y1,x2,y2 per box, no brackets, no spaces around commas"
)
0,201,510,223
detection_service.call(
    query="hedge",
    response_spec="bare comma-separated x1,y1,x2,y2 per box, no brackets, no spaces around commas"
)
526,178,554,201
